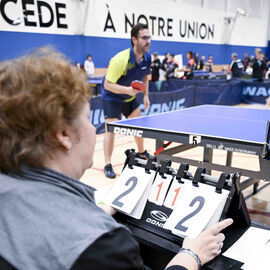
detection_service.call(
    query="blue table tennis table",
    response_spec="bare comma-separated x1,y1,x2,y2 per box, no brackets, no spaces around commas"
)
107,105,270,192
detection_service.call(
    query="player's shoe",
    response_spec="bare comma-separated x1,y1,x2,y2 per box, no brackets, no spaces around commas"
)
104,163,116,178
137,150,150,160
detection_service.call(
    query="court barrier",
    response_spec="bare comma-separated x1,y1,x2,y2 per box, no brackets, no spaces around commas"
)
90,79,268,133
195,80,242,106
162,78,242,106
90,86,195,134
242,80,270,104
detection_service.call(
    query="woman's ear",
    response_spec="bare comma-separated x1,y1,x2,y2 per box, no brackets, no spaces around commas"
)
55,127,72,152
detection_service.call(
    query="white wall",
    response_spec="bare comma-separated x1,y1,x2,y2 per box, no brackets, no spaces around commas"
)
0,0,270,65
84,0,270,47
0,0,269,47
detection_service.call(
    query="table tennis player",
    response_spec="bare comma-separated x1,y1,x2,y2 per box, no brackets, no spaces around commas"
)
101,23,151,178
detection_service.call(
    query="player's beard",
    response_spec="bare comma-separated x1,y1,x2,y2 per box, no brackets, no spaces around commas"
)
144,45,150,53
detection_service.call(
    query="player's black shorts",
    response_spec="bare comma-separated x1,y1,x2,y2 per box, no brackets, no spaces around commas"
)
102,98,140,119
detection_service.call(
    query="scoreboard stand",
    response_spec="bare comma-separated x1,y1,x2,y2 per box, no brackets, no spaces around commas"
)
113,150,251,270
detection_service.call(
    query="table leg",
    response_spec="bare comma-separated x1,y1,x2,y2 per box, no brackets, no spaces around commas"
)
203,148,213,174
156,140,164,151
226,151,233,166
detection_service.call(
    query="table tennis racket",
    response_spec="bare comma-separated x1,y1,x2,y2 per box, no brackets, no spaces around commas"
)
131,80,146,92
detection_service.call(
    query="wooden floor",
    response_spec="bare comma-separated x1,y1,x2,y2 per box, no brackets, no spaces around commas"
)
80,103,270,226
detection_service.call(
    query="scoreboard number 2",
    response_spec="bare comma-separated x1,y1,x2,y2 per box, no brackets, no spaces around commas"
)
165,182,229,238
105,166,155,217
174,196,205,232
112,176,138,208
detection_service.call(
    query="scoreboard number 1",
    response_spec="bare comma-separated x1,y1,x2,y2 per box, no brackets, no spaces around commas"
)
148,173,173,205
163,179,191,209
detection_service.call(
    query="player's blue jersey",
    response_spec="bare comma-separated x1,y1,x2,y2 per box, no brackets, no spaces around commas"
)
101,48,151,102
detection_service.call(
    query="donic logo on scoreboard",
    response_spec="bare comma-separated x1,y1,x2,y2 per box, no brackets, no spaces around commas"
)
146,210,168,227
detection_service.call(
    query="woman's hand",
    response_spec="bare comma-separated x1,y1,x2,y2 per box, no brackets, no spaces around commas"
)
183,218,233,265
98,203,118,216
166,219,233,270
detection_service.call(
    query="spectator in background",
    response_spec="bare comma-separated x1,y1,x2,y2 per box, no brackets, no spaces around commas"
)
181,51,195,79
261,53,268,63
228,53,244,78
84,54,95,77
198,56,206,70
252,48,266,81
242,53,250,71
151,52,161,82
205,55,214,72
75,62,81,69
249,55,255,66
261,53,270,69
161,52,170,71
194,52,199,70
165,54,178,79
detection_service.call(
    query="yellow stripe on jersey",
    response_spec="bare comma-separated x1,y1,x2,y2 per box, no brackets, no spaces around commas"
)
124,96,136,103
106,49,131,83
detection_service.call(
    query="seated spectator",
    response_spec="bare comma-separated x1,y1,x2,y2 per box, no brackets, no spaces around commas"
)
228,53,244,78
0,47,233,270
205,55,214,72
166,54,178,79
246,62,253,75
84,54,95,77
151,52,161,82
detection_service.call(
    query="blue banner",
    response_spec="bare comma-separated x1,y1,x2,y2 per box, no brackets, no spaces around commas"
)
195,80,242,106
242,81,270,104
167,78,228,92
137,86,195,115
90,86,195,133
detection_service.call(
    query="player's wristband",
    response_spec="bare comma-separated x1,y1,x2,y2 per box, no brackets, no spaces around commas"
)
178,248,201,269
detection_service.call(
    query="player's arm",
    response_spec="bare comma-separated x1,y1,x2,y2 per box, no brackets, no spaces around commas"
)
142,75,150,110
104,51,139,96
104,79,138,96
142,74,150,97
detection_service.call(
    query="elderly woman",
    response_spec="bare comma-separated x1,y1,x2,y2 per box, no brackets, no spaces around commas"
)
0,49,232,270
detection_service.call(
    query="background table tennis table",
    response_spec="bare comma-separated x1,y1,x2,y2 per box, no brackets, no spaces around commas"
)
107,105,270,192
88,75,104,96
193,70,226,79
